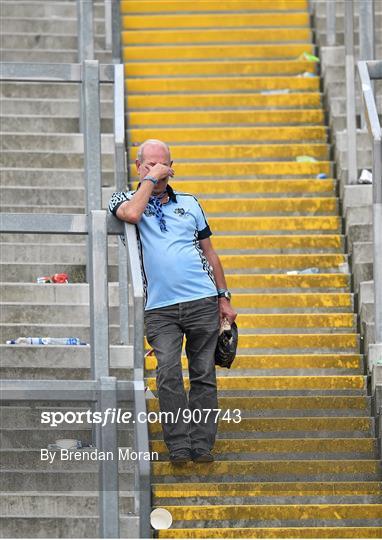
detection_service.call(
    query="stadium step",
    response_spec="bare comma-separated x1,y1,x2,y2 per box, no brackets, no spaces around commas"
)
120,0,382,537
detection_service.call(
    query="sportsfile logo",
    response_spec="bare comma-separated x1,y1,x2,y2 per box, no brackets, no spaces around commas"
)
40,407,242,427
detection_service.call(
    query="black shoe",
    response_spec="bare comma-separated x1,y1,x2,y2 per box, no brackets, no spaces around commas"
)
191,448,214,462
169,448,191,464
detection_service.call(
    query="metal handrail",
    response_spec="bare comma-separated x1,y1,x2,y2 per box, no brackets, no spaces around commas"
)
0,209,120,538
124,223,152,539
105,0,122,63
344,0,358,184
357,60,382,347
0,60,150,537
322,0,376,182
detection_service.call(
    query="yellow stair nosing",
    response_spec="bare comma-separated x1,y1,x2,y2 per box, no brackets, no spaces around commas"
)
157,526,382,539
121,1,309,14
122,14,311,31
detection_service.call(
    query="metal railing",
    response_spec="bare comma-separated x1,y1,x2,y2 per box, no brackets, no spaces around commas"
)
77,0,122,64
105,0,122,64
322,0,376,183
0,61,151,538
77,1,122,131
357,60,382,350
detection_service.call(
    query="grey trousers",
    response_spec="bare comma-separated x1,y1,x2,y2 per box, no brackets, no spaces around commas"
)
144,296,220,454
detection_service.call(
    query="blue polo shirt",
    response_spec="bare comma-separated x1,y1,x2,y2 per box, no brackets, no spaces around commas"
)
108,185,217,310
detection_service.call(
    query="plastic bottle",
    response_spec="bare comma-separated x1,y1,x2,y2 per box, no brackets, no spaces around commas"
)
6,337,87,345
298,267,320,274
287,267,320,275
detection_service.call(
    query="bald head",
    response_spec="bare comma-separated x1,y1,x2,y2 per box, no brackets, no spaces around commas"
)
137,139,171,163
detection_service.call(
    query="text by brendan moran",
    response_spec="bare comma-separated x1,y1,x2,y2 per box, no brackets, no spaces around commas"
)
41,448,158,464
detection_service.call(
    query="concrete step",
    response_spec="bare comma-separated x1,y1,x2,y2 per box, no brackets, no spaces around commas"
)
153,479,382,505
0,515,138,539
0,244,114,264
122,12,311,31
330,95,382,118
0,271,351,292
0,449,135,473
0,99,113,116
151,459,382,482
347,224,372,253
121,27,313,45
151,437,378,459
313,0,382,17
1,406,371,434
0,283,117,303
0,491,134,516
0,343,132,367
0,1,106,18
0,470,134,492
158,526,382,539
1,187,114,208
0,262,351,287
345,206,372,228
152,502,382,529
127,109,325,127
321,45,382,69
139,233,344,253
126,179,337,197
125,59,316,78
122,1,309,14
0,289,353,312
0,17,105,35
125,76,320,95
129,161,332,179
314,15,382,36
128,143,329,161
0,256,348,282
122,43,314,62
0,33,107,50
0,150,113,169
0,426,133,449
0,133,114,152
0,49,111,63
145,353,364,374
0,82,113,100
146,374,366,394
0,311,357,333
2,327,362,354
148,417,375,439
0,241,347,265
0,169,115,187
128,126,327,144
0,116,113,133
125,91,322,109
342,184,372,210
0,197,340,216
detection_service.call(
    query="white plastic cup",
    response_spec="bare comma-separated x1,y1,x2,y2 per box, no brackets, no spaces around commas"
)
150,508,173,530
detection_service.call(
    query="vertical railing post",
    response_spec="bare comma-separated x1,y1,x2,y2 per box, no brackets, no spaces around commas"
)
124,222,151,537
77,0,94,132
83,60,102,211
372,137,382,343
111,0,122,64
326,0,336,46
344,0,358,184
359,0,375,128
114,63,129,344
88,209,110,451
83,60,102,281
105,0,112,50
89,210,110,380
98,376,120,538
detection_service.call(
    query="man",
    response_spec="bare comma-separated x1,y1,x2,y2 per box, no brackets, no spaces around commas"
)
108,139,237,464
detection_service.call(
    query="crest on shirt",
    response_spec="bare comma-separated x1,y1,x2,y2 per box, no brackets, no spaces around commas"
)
143,207,155,217
174,207,186,216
